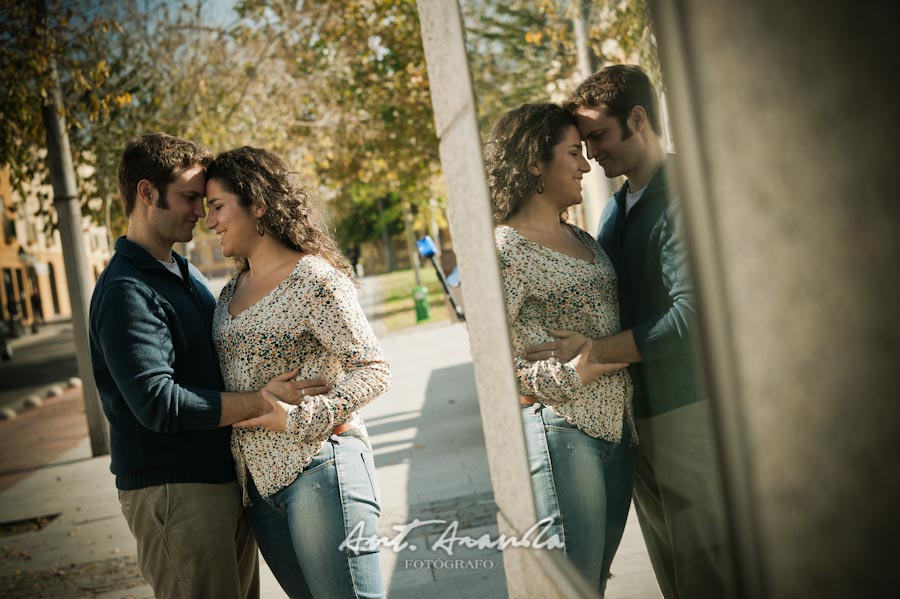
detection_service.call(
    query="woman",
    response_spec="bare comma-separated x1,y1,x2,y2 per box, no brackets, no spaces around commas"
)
205,147,389,599
485,103,636,594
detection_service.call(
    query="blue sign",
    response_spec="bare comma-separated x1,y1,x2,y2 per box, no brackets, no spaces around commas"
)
416,235,438,258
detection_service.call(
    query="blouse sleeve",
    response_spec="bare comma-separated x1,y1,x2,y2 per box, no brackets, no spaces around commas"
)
498,243,584,404
284,269,391,440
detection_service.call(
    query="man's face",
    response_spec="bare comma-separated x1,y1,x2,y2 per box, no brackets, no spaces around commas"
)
573,105,642,180
146,165,206,245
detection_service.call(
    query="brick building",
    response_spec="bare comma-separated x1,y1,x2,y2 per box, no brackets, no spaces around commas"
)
1,167,110,336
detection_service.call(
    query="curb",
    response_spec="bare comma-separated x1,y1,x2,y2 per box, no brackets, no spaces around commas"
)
6,319,74,352
0,378,83,421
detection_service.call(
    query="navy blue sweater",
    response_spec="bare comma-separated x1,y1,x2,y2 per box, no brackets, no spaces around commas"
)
89,237,234,490
598,163,702,417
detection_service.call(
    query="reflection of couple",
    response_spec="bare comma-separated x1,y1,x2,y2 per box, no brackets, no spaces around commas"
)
89,136,389,597
489,65,728,598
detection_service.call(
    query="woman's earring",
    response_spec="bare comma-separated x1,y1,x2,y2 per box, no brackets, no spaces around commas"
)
536,175,545,195
256,217,265,237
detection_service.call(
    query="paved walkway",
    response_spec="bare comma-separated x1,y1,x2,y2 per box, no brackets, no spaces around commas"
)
0,278,660,598
0,320,78,412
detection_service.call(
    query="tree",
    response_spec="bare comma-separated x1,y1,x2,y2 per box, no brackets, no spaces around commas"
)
460,0,660,136
1,0,130,231
235,0,445,257
72,0,308,237
3,0,449,264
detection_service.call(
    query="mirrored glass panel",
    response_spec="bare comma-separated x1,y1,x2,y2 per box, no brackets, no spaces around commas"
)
459,2,735,597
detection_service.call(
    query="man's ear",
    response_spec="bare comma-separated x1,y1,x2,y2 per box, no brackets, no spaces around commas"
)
137,180,154,206
630,105,648,133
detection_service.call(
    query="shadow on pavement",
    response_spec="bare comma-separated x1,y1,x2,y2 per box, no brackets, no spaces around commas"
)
378,361,508,599
0,386,92,493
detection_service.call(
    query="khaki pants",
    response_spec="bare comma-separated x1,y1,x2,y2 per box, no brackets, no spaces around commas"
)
633,401,732,599
119,481,259,599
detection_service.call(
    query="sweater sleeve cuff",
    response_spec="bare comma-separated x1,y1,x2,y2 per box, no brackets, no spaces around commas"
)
632,317,679,363
180,387,223,429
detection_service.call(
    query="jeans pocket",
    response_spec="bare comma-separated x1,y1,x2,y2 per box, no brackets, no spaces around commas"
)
542,409,582,434
338,427,372,450
599,439,617,462
360,450,382,510
299,439,336,477
300,457,336,476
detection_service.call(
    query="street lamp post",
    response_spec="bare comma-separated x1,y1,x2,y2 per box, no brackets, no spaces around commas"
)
42,59,110,456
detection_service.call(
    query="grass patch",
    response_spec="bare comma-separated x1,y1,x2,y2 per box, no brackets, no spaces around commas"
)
367,266,453,333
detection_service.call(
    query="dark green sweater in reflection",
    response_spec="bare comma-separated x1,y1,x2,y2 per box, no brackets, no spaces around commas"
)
598,162,702,418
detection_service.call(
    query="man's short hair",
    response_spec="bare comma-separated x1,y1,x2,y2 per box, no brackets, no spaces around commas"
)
563,64,662,137
118,133,211,216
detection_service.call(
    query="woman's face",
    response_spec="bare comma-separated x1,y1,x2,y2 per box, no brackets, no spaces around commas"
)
205,178,260,258
537,124,592,208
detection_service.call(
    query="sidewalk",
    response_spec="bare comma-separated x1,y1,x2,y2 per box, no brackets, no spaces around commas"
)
358,273,389,338
0,320,78,413
5,319,73,351
0,322,500,599
0,280,660,598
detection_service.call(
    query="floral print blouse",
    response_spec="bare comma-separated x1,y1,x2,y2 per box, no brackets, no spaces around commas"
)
495,224,636,442
212,255,391,505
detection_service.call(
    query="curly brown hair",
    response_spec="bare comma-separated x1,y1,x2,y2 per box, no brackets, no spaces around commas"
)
483,103,577,224
206,146,352,278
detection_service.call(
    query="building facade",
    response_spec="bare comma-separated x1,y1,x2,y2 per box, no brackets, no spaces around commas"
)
1,167,110,336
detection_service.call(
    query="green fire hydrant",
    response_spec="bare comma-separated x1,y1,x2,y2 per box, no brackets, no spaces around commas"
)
412,285,430,322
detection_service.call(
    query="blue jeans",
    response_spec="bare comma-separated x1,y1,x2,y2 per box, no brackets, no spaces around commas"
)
245,432,385,599
522,403,634,593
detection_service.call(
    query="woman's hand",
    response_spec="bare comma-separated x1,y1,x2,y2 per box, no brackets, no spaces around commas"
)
233,390,291,432
568,340,628,385
523,330,588,362
264,368,332,405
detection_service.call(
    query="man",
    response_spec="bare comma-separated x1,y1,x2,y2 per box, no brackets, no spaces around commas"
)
89,133,327,598
526,66,729,598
